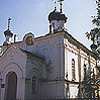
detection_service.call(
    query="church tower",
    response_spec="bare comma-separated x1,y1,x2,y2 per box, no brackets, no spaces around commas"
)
3,18,13,45
48,0,67,33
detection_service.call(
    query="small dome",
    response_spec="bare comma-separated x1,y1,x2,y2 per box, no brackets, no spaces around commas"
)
48,10,67,22
4,29,13,37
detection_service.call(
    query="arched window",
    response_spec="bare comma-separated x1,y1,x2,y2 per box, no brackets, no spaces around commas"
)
72,59,75,81
32,76,37,94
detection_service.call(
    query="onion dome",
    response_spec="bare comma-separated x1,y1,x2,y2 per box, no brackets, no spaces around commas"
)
4,18,13,37
48,9,67,23
4,29,13,37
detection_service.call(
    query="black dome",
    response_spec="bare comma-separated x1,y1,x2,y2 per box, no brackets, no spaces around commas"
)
4,29,13,37
48,10,67,22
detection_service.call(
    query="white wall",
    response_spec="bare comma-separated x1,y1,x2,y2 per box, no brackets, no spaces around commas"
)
0,45,26,100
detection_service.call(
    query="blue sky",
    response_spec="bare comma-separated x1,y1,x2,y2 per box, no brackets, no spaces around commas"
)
0,0,96,48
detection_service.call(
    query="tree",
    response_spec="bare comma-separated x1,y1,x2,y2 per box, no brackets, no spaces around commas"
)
81,64,93,99
82,1,100,99
85,0,100,52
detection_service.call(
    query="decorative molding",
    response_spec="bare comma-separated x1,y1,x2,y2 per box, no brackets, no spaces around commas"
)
2,62,24,79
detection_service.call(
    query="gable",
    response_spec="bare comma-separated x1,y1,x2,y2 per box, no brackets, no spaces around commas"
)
0,45,27,69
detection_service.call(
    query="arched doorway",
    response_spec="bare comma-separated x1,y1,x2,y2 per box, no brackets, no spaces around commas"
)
5,72,17,100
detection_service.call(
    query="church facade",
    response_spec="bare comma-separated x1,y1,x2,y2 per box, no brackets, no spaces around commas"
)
0,1,99,100
0,31,98,100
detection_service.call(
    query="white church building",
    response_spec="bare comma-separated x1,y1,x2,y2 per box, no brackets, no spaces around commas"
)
0,1,99,100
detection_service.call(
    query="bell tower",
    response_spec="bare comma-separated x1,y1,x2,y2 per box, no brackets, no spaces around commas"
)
3,18,13,46
48,0,67,33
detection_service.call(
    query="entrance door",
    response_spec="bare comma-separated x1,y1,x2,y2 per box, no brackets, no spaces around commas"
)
5,72,17,100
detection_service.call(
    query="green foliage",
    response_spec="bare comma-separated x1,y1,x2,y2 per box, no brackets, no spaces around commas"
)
92,0,100,27
82,0,100,99
86,0,100,47
81,64,96,99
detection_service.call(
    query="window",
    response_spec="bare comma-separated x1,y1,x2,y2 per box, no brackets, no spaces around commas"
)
32,76,37,94
72,59,75,81
66,83,70,98
84,64,86,72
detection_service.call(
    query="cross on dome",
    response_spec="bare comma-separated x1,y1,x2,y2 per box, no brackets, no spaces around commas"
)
8,17,11,30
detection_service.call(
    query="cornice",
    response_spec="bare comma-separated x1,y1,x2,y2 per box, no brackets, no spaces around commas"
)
64,31,97,59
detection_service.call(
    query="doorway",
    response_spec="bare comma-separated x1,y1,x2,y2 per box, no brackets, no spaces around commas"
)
5,72,17,100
